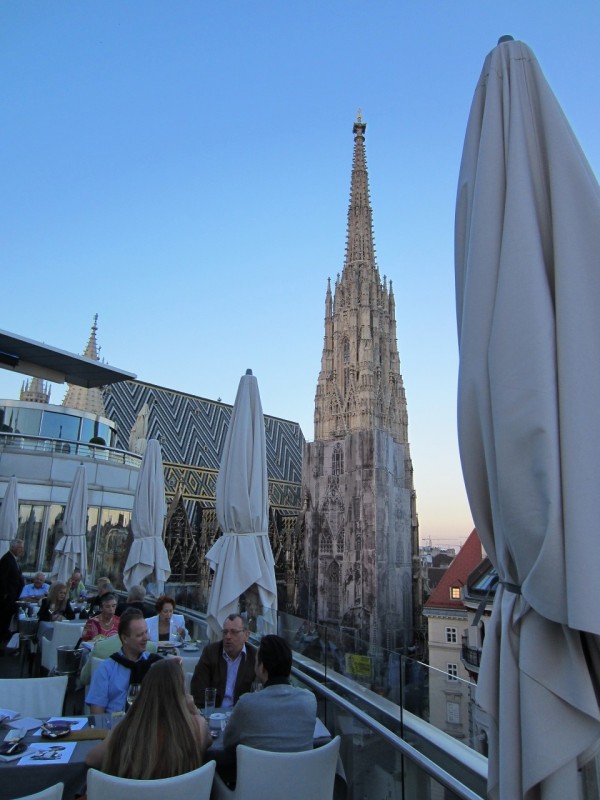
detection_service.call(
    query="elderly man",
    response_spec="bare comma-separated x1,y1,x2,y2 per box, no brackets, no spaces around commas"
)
0,539,25,646
191,613,256,709
86,608,162,713
67,570,86,603
20,572,49,601
115,584,150,617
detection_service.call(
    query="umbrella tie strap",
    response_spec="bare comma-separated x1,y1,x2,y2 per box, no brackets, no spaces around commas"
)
499,580,521,595
472,574,499,627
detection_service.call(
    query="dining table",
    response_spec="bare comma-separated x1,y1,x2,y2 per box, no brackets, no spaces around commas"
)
0,714,110,800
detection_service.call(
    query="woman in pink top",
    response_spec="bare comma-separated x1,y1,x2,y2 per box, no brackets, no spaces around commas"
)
82,592,120,641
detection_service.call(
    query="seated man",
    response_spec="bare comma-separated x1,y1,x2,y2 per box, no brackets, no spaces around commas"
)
191,614,256,708
115,584,150,617
20,572,49,601
67,570,86,603
223,635,316,754
86,608,162,713
79,629,158,686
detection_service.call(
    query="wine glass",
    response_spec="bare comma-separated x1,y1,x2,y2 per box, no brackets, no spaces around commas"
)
126,683,141,709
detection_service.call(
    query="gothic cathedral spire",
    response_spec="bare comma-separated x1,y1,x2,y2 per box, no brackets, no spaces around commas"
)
300,117,418,651
314,115,408,444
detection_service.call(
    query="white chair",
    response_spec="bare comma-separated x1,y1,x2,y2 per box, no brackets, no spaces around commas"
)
212,737,341,800
87,760,216,800
14,784,64,800
41,620,85,673
0,676,68,717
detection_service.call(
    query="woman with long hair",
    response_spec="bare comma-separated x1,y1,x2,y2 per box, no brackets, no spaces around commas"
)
37,582,75,622
146,594,190,642
82,592,119,641
86,658,210,779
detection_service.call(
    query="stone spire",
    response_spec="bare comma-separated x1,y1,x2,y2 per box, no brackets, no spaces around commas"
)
63,314,107,418
20,377,51,404
313,115,409,443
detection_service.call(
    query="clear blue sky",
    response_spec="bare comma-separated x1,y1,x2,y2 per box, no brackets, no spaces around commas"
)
1,1,599,548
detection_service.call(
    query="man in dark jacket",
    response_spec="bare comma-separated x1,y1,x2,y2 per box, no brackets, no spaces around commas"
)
0,539,25,646
191,613,256,708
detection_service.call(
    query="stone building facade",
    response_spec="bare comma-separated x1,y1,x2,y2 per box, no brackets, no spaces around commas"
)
300,115,419,650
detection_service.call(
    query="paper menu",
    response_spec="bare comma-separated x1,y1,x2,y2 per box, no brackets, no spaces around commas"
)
19,742,77,765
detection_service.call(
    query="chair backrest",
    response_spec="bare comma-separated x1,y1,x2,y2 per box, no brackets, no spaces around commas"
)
87,760,216,800
0,676,68,717
14,782,64,800
41,621,85,672
233,737,341,800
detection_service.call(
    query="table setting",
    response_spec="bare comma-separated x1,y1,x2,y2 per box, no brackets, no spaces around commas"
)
0,712,112,800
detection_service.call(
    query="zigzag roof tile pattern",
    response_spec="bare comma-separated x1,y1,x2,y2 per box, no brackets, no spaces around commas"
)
103,379,304,485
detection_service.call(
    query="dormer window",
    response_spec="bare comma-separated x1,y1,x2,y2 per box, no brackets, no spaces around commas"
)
450,586,461,600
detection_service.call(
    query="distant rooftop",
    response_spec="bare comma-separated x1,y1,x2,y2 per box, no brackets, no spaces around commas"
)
0,328,136,389
425,529,483,611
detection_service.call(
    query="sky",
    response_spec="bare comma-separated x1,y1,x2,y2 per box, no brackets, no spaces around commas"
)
1,1,599,549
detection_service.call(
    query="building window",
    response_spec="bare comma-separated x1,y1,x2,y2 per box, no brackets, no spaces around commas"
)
332,445,344,476
343,339,350,364
450,586,461,600
320,529,333,554
445,627,457,643
446,701,461,724
447,663,459,682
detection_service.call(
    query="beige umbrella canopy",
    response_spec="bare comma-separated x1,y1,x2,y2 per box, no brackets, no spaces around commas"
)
51,464,89,583
123,438,171,595
205,370,277,640
455,38,600,799
0,477,19,558
128,402,150,455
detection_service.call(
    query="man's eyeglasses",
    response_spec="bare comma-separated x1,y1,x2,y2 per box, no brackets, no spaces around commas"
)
222,628,245,636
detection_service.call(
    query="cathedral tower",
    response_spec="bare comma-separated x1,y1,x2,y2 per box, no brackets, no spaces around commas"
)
301,115,418,650
62,314,108,418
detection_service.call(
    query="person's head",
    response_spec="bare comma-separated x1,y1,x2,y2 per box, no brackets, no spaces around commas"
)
102,657,203,780
119,608,149,660
127,585,146,603
9,539,24,558
155,594,176,622
96,577,112,595
32,572,46,589
256,635,292,683
69,570,81,587
48,582,67,608
98,592,117,617
222,613,249,659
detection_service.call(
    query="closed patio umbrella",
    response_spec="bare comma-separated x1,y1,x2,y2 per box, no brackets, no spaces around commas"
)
0,476,19,558
51,463,89,583
205,370,277,640
455,38,600,799
123,438,171,595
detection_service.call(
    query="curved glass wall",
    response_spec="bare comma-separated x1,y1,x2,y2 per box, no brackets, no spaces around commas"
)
0,402,115,447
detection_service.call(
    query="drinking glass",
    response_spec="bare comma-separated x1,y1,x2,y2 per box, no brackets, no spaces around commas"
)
205,687,216,716
126,683,141,709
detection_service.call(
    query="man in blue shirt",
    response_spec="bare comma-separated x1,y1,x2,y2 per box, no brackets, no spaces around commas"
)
20,572,49,601
86,609,161,713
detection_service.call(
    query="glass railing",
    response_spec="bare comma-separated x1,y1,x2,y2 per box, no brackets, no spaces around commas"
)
0,432,142,467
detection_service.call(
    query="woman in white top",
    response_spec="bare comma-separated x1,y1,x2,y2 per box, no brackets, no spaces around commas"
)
146,594,190,642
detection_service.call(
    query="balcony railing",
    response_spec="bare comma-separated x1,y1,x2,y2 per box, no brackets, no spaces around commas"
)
461,642,482,670
0,432,142,467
